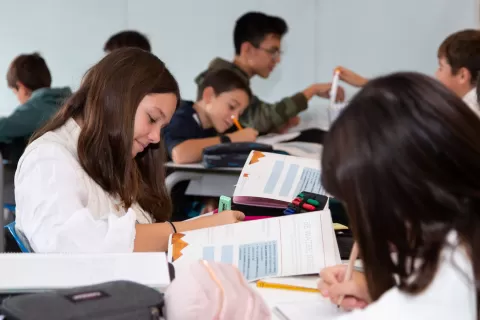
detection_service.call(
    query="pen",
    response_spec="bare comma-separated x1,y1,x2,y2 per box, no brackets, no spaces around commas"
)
231,115,243,130
256,280,320,293
337,242,359,307
329,68,341,124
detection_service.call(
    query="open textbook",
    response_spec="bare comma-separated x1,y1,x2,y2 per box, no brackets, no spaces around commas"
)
0,253,172,293
233,151,328,208
167,210,341,281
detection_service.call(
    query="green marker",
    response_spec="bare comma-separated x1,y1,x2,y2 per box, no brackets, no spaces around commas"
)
307,199,320,207
218,195,232,213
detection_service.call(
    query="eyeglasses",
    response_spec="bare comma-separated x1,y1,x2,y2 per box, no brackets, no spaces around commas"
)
257,47,283,59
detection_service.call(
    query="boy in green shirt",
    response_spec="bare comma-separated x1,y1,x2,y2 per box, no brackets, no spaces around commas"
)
195,12,344,134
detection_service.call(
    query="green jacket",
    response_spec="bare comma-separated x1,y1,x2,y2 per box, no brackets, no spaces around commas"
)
0,87,71,143
195,58,308,134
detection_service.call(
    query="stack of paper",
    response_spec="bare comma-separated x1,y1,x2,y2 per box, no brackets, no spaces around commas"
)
0,253,171,293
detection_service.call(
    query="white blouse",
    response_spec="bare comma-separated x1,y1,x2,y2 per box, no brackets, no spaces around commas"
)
463,88,480,118
15,118,153,253
336,231,475,320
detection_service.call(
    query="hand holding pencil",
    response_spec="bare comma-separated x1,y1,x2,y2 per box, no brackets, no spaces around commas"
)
317,247,371,311
228,116,258,142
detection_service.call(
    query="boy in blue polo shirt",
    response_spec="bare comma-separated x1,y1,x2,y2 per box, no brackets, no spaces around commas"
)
163,69,257,164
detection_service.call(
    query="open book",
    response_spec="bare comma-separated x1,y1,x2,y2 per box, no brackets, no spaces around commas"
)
0,253,172,293
233,151,328,208
167,210,340,281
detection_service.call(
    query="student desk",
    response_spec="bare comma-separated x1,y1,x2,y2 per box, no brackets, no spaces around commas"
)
165,162,242,197
253,275,327,319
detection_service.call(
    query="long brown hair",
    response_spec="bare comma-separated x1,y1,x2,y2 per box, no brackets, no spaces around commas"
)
322,72,480,316
31,48,180,222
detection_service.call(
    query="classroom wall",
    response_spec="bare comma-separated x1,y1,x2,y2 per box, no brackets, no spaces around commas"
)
0,0,477,116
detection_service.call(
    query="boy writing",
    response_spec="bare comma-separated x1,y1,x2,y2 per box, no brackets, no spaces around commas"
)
163,69,255,164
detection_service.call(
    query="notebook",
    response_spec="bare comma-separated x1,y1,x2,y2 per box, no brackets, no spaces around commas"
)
233,151,328,208
274,300,345,319
256,133,322,159
167,210,341,281
256,132,301,145
0,253,172,293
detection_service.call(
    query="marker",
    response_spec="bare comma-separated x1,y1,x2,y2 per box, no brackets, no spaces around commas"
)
231,115,243,130
302,203,316,211
306,199,320,206
218,195,232,213
329,68,341,124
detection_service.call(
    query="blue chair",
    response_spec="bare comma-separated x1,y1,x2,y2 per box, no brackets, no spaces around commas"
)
4,221,32,253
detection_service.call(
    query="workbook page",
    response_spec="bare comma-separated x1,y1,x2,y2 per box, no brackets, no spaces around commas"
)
233,151,327,207
168,211,339,281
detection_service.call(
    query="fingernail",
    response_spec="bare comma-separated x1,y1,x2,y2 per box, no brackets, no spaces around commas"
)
321,289,329,297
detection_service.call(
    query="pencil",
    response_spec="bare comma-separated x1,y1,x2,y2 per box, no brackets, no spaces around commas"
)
256,280,319,293
337,242,359,307
231,115,243,130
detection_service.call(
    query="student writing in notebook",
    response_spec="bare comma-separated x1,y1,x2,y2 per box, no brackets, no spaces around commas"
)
317,72,478,319
336,29,480,117
162,69,256,164
195,11,345,134
14,48,244,253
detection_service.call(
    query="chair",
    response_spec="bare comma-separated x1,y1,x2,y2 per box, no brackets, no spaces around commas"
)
4,221,32,253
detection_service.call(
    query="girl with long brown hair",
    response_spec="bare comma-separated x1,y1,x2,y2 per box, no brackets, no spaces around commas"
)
14,48,244,253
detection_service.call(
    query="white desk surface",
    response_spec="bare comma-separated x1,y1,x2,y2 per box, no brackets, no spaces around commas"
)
253,275,330,319
254,259,359,319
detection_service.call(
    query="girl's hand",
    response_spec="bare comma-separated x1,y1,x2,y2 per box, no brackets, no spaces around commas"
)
318,264,371,310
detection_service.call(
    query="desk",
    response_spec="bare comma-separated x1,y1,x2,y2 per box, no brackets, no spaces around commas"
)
165,162,241,197
253,276,327,319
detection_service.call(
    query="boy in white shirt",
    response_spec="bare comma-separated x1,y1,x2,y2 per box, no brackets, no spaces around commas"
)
435,29,480,116
336,29,480,117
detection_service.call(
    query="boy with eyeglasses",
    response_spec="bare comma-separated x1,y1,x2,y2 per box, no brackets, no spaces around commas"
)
195,12,344,134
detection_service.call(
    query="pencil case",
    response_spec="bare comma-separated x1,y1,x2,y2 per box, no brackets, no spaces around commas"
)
0,281,166,320
202,142,287,168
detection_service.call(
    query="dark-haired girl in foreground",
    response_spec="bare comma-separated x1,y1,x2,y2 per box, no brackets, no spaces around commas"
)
319,72,478,319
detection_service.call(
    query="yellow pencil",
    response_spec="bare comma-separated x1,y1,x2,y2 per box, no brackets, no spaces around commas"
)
256,280,319,293
231,115,243,130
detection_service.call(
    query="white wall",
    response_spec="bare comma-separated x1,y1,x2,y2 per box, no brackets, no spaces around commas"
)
0,0,477,116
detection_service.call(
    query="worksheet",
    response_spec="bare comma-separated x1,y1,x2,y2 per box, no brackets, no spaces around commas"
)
168,210,340,281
